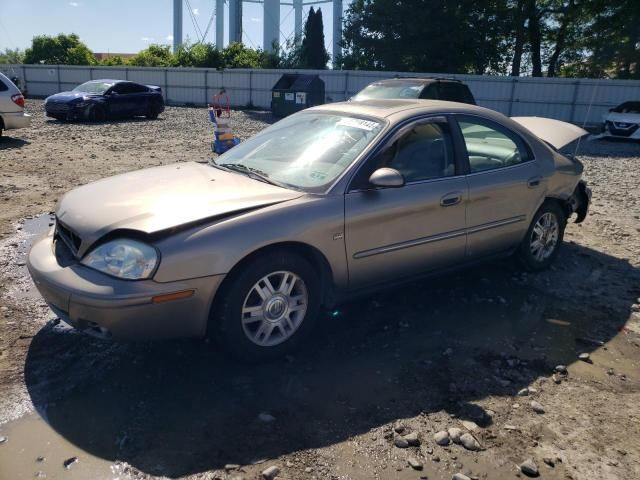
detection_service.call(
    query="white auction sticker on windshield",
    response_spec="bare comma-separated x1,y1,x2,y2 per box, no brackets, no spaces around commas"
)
337,118,378,131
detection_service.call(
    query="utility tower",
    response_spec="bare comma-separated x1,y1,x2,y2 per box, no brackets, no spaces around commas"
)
172,0,343,65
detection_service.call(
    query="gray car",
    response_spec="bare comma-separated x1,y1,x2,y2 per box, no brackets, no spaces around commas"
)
27,100,591,360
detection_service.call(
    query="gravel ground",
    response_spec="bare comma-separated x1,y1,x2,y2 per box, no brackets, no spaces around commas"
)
0,100,639,480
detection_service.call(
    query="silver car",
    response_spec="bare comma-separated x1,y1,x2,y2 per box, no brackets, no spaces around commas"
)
28,100,591,360
0,72,31,137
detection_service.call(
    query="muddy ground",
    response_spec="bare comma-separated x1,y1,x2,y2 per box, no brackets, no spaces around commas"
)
0,100,639,480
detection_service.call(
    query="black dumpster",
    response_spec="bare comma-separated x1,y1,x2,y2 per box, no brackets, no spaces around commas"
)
271,74,325,117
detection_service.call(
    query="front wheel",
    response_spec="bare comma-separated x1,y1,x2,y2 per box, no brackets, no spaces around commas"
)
89,104,107,122
210,251,321,361
517,201,566,271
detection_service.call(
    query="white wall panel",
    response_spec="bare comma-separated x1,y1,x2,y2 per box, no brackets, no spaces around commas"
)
9,65,640,125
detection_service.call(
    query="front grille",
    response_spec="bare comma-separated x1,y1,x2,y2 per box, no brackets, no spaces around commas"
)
606,120,639,137
55,219,82,257
45,102,70,115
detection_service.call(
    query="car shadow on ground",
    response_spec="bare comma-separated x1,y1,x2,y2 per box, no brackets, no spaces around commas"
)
24,242,639,477
0,136,30,150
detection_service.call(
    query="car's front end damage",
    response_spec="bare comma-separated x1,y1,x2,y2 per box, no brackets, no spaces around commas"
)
27,224,223,340
26,162,303,341
44,93,104,121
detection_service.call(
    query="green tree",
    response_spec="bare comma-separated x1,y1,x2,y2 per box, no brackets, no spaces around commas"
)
340,0,511,74
298,7,330,69
174,42,225,68
568,0,640,78
100,55,126,66
222,42,263,68
0,48,25,64
24,33,96,65
128,44,175,67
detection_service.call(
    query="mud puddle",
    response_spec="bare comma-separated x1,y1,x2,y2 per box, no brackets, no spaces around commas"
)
1,213,54,304
0,413,123,480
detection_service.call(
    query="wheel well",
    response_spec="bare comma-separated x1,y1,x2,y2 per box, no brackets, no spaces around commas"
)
544,196,572,220
0,115,5,130
212,242,335,310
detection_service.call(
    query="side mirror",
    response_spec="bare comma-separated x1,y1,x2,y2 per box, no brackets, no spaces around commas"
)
369,168,405,188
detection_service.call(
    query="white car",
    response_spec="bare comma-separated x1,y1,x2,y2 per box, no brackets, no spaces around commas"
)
601,101,640,141
0,72,30,137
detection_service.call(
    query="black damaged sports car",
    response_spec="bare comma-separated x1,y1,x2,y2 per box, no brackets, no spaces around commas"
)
44,79,165,122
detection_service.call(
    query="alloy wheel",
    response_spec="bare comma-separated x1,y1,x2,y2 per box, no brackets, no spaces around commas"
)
530,212,560,261
241,270,308,347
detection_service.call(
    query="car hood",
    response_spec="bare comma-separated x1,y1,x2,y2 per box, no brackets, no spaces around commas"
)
511,116,588,150
603,112,640,123
56,162,303,255
46,91,100,102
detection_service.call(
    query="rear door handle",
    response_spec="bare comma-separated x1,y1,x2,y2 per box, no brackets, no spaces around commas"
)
527,176,542,188
440,192,462,207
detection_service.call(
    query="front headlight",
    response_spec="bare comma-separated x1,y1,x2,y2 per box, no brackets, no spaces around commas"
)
81,239,158,280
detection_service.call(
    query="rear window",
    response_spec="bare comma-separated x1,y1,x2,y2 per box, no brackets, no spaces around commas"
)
612,102,640,114
353,81,425,101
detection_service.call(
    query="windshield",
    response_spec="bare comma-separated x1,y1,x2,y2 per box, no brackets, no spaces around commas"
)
353,82,424,101
72,80,114,94
214,112,384,192
612,102,640,114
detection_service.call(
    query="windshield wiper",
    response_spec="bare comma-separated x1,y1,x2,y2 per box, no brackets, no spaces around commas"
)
212,161,280,186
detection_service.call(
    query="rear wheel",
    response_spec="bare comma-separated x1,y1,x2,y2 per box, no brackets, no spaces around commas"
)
211,251,321,361
517,201,566,271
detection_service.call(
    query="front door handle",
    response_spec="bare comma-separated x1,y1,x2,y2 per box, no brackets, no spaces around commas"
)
527,176,542,188
440,192,462,207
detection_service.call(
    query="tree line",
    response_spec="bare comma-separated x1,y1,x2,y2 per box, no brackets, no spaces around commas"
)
0,8,330,71
340,0,639,79
1,1,638,79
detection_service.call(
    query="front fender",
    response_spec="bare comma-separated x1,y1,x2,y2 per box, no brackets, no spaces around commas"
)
151,194,349,289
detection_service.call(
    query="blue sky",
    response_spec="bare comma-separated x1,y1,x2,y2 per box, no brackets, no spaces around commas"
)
0,0,346,55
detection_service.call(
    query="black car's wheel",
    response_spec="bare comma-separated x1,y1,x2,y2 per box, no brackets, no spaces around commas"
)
211,250,321,361
517,201,566,272
145,104,160,120
89,105,107,122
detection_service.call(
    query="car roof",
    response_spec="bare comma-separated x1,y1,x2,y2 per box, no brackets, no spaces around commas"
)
86,79,127,84
309,99,500,121
366,77,462,85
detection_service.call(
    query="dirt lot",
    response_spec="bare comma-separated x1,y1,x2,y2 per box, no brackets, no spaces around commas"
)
0,100,639,480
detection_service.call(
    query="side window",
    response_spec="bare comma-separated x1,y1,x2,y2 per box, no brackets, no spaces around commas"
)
127,83,148,93
388,123,455,182
439,83,473,104
0,79,8,92
458,117,530,173
110,83,127,94
419,84,438,100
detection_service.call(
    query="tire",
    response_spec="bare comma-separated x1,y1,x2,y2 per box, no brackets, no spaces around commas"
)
210,250,321,361
145,104,159,120
89,105,107,122
517,201,566,272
